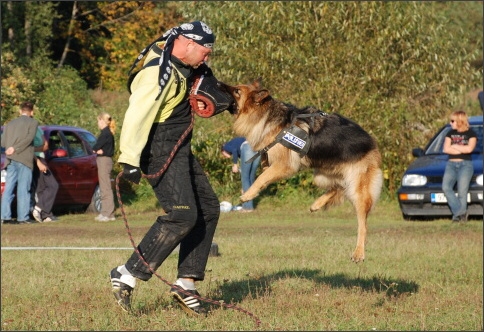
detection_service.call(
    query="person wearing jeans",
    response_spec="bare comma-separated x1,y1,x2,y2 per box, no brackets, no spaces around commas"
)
222,137,261,212
442,110,477,222
240,140,261,211
1,101,39,224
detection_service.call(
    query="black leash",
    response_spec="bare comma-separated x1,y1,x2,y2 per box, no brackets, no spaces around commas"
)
115,111,262,328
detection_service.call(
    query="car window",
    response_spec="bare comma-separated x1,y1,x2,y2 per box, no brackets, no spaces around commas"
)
426,124,483,155
77,131,97,150
63,131,88,158
48,131,67,151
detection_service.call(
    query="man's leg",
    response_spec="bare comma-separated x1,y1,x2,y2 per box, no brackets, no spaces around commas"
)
1,162,19,221
16,162,33,222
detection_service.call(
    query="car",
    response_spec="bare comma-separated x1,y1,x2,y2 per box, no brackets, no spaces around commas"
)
397,115,483,220
1,125,103,214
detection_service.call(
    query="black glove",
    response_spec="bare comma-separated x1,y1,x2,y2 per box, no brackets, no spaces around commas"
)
122,163,142,184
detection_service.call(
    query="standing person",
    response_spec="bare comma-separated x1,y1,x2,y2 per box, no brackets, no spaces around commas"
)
31,126,59,223
1,101,39,224
442,110,477,222
222,137,261,212
92,112,116,222
110,21,234,315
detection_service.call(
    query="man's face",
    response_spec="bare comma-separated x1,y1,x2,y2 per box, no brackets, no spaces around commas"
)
185,40,212,68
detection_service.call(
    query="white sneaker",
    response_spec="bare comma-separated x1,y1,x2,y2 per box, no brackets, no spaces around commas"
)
94,214,103,221
97,215,115,222
32,206,43,223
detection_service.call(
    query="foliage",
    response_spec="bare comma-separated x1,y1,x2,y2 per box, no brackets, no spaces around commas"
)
179,1,482,195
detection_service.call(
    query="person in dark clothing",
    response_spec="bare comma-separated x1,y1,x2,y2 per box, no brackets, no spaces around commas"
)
109,21,233,316
92,112,116,222
32,126,59,223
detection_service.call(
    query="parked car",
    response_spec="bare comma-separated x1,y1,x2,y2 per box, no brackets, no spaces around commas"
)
397,116,483,220
1,125,102,213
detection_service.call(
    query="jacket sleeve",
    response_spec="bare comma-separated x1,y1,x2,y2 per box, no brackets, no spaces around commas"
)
118,65,172,167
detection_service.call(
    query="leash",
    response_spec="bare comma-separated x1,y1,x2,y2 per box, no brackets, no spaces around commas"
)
115,111,262,328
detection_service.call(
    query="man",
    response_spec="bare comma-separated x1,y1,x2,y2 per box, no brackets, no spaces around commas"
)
1,101,39,224
110,21,233,315
31,126,59,223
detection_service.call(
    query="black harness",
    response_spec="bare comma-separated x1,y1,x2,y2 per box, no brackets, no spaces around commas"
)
246,111,328,163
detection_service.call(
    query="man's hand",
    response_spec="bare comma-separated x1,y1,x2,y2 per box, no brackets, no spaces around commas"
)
122,163,142,184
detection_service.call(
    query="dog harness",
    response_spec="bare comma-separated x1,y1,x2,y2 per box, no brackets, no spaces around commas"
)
246,111,327,163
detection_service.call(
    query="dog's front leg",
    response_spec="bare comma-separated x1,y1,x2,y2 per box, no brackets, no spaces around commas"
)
240,165,295,202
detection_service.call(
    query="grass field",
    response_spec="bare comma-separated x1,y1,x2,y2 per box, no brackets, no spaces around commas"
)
1,199,482,331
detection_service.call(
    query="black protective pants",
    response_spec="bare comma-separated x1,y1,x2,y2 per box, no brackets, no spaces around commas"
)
125,123,220,281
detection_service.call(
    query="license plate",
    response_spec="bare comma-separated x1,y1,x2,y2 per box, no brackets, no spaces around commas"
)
431,193,471,203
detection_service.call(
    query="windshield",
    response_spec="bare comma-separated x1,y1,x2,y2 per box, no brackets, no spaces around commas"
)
426,124,483,155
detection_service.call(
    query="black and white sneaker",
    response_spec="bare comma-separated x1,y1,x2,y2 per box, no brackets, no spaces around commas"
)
110,268,133,312
170,284,204,316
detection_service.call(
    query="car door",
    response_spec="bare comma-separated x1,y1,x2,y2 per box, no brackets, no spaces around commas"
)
45,130,78,205
45,129,98,206
61,130,98,205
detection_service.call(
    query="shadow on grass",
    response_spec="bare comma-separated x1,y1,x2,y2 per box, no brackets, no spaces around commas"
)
216,268,419,304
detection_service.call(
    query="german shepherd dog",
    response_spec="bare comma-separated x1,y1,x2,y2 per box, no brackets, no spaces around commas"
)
221,79,383,263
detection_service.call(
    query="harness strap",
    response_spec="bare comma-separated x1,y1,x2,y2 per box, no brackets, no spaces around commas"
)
245,111,327,164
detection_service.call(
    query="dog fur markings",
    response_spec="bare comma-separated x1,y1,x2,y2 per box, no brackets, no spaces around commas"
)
222,79,383,263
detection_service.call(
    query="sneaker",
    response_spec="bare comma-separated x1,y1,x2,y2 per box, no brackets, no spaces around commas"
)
94,214,103,221
110,268,133,312
32,206,43,223
97,215,116,222
170,284,203,316
42,217,58,223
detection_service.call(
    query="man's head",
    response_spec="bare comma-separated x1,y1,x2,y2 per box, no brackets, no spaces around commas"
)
19,101,34,116
172,21,215,68
177,21,215,49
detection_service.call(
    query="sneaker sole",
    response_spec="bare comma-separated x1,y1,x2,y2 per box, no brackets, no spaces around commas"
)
170,291,201,317
112,287,130,312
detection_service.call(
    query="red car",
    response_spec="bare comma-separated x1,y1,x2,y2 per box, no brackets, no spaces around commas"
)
1,125,102,213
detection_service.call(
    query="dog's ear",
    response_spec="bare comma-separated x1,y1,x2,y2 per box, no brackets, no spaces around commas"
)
254,89,270,104
253,77,263,89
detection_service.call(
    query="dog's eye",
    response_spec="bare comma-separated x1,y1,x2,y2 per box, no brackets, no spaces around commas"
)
234,88,240,97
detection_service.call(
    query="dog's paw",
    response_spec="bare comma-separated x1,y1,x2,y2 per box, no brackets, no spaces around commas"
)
351,249,365,263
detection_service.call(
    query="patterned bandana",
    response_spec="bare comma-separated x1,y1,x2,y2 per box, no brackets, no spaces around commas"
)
127,21,215,100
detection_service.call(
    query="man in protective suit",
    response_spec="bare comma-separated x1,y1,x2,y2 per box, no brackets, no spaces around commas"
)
110,21,234,316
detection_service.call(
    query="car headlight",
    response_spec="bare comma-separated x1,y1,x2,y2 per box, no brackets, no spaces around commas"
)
477,174,483,186
402,174,427,186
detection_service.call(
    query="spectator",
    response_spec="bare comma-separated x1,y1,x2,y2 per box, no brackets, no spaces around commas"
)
92,112,116,222
1,102,39,224
442,110,477,222
31,126,59,223
222,137,261,212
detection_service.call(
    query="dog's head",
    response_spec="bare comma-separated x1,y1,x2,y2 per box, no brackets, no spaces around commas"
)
219,78,272,117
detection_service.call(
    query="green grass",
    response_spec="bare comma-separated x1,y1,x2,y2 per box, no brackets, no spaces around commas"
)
1,199,482,331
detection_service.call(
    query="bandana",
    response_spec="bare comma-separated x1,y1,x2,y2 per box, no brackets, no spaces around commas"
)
127,21,215,100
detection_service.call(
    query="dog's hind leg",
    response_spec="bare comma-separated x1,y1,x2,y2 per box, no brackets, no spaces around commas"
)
347,161,382,263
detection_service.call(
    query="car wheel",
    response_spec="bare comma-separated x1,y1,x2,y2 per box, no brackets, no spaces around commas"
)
86,185,102,213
